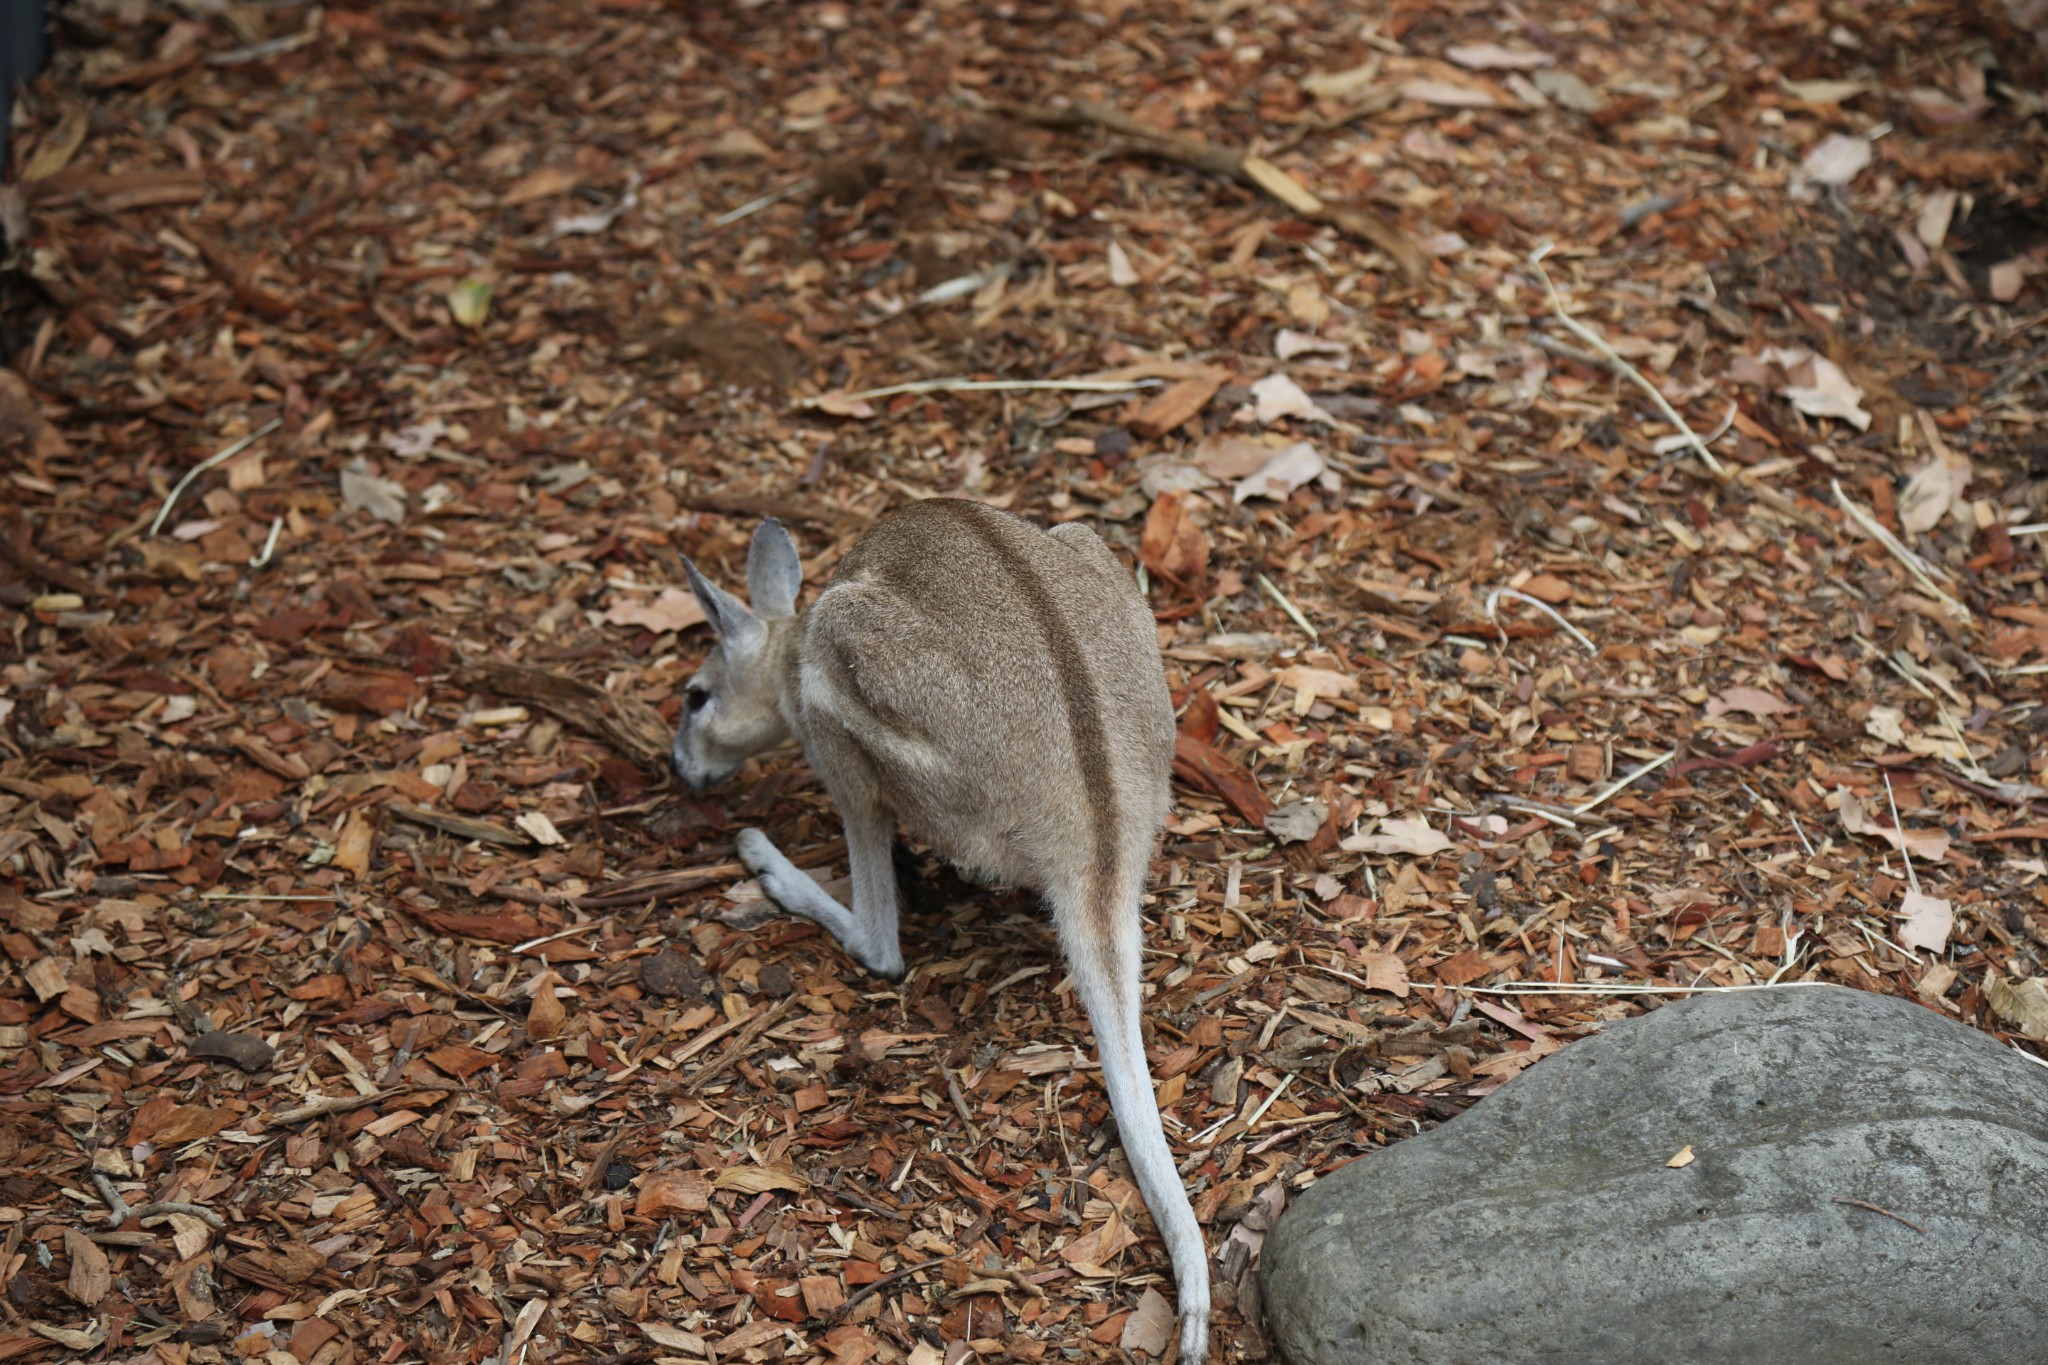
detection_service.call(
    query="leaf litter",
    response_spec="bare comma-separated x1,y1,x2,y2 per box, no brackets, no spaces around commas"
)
3,0,2048,1362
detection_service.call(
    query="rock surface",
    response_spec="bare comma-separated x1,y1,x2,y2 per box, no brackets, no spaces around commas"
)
1262,984,2048,1365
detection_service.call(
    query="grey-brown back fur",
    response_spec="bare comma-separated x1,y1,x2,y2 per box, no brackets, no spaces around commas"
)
797,499,1173,896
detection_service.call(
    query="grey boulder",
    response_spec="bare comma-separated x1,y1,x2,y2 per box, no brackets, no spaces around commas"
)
1261,984,2048,1365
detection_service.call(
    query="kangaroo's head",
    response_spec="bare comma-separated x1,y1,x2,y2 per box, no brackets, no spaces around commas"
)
671,519,802,792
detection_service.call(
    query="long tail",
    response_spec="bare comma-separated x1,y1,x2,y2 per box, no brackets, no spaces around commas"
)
1055,875,1210,1363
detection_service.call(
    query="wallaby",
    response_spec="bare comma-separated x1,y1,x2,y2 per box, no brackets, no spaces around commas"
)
671,498,1210,1362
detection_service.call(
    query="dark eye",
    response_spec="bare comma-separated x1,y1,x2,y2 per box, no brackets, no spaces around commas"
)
686,688,710,713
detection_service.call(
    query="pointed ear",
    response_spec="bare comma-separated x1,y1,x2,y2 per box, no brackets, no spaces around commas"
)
747,519,802,619
680,554,763,648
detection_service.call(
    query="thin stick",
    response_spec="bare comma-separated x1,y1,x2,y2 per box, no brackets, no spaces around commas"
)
710,178,813,228
946,1070,982,1145
1453,980,1831,997
1832,479,1971,625
1485,588,1597,653
93,1172,132,1226
1882,772,1920,896
827,1260,932,1324
1763,918,1805,986
1935,703,1989,782
248,516,284,568
679,997,799,1096
1241,1072,1295,1130
1257,572,1319,641
129,1200,226,1229
513,922,598,954
1572,750,1677,815
1526,247,1724,478
1832,1197,1927,1235
268,1089,396,1124
1486,794,1584,827
999,97,1430,281
1653,402,1738,455
150,419,281,536
795,377,1157,409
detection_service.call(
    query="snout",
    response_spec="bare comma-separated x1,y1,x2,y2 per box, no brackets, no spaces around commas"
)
670,730,733,795
671,731,706,793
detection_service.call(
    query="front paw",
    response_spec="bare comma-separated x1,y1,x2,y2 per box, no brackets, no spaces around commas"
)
734,827,778,875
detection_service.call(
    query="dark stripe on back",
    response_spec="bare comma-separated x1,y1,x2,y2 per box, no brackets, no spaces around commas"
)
919,501,1119,888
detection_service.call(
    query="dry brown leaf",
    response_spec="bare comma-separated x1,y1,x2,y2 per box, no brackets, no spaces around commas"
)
1398,77,1509,108
638,1323,710,1353
1191,433,1282,480
1138,492,1208,587
636,1170,713,1217
527,971,567,1041
1896,890,1954,954
1061,1206,1138,1270
1119,1286,1176,1357
1341,817,1453,857
1360,954,1411,998
1239,154,1322,213
1277,665,1356,700
1130,370,1227,438
64,1229,110,1306
1234,442,1327,503
1837,789,1950,862
23,105,90,181
1446,42,1552,70
1986,974,2048,1039
713,1164,810,1195
605,588,708,634
501,164,581,205
1705,687,1793,718
333,809,374,881
1897,454,1972,535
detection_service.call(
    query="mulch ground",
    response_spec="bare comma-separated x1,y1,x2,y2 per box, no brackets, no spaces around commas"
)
3,1,2047,1363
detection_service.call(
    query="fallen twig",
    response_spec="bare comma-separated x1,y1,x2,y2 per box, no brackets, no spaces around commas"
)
1486,588,1597,654
1526,246,1725,479
1832,479,1972,627
1000,97,1431,281
827,1259,932,1325
1833,1196,1927,1235
1257,573,1318,642
128,1200,225,1229
1573,750,1677,815
267,1090,396,1124
462,660,673,772
1670,739,1783,779
674,490,868,527
711,178,813,228
680,996,798,1096
93,1172,132,1226
387,802,528,847
795,377,1155,410
150,419,281,536
575,863,746,909
1456,980,1831,997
